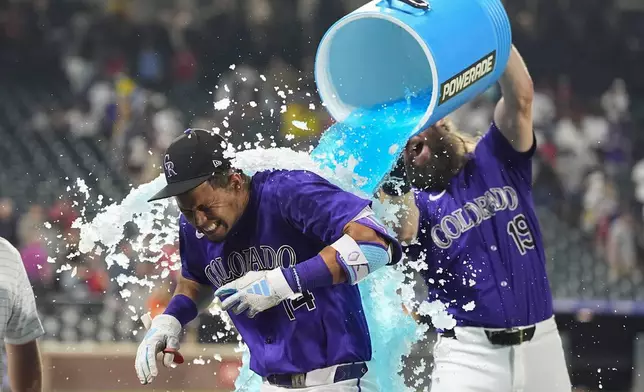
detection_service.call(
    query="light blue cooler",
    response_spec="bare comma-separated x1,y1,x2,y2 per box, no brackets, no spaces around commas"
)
312,0,512,195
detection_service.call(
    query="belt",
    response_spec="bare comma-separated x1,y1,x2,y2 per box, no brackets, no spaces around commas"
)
442,325,536,346
264,362,368,388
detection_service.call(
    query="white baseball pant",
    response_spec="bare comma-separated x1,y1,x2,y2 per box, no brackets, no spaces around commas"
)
260,363,378,392
430,316,572,392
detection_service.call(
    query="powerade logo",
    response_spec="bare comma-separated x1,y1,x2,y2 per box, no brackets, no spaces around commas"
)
438,51,496,105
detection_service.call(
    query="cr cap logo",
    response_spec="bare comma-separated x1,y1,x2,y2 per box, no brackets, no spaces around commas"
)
439,51,496,105
164,154,178,178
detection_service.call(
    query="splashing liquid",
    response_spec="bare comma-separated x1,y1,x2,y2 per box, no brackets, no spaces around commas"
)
312,89,432,195
236,91,433,391
74,90,440,392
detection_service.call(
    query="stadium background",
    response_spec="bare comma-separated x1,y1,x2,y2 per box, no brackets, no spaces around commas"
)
0,0,643,390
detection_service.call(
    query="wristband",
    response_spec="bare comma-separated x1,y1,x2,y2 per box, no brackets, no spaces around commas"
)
163,294,198,327
281,254,333,293
291,267,303,293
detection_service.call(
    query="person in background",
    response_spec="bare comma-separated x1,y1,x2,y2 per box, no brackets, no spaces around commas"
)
0,199,18,247
0,236,45,392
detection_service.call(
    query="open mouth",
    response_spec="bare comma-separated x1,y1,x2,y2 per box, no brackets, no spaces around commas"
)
200,221,222,236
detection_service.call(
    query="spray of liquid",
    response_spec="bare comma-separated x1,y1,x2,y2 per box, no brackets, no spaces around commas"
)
72,78,455,391
312,89,433,195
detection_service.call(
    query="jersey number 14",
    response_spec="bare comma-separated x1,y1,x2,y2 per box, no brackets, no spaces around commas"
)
507,214,535,255
283,290,316,321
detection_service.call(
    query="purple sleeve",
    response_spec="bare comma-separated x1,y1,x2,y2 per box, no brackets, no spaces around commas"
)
274,170,371,244
475,122,536,183
179,216,209,285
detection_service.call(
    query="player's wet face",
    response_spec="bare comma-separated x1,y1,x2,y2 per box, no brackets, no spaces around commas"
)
403,123,461,191
176,177,247,242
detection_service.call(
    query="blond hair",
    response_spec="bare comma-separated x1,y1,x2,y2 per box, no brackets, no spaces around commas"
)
439,117,479,156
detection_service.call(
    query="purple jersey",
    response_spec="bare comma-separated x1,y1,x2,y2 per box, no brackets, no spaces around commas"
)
406,122,553,328
179,170,395,376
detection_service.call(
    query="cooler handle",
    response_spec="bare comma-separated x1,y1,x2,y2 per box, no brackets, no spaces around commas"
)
387,0,430,10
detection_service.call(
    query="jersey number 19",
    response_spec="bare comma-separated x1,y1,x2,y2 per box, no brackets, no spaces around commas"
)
507,214,535,255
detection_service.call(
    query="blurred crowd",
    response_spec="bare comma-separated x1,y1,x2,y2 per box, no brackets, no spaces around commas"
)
0,0,643,343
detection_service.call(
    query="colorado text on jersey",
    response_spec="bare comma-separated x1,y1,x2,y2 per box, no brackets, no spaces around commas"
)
204,245,297,287
430,186,521,249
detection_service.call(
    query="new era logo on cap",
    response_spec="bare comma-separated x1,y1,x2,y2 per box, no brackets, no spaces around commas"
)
213,160,222,168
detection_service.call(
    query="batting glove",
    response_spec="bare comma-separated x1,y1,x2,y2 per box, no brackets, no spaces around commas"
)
214,269,297,318
135,314,183,385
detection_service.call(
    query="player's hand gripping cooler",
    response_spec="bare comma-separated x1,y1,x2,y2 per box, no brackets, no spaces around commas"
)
234,0,512,391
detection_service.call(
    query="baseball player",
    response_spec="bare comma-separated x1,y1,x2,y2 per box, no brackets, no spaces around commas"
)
134,129,402,391
379,45,572,391
0,237,45,392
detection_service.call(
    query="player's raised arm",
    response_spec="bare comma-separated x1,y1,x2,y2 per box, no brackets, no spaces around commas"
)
493,45,535,152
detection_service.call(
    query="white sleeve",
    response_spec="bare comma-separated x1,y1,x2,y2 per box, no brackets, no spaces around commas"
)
0,239,45,345
351,206,375,221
